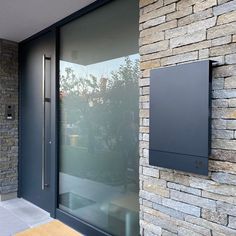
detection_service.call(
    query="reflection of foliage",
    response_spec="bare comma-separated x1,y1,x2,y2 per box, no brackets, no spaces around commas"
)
60,57,140,187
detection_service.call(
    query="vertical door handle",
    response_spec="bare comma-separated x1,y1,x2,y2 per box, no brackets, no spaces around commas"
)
42,54,51,190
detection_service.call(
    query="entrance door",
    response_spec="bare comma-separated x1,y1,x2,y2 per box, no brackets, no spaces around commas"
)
19,30,56,215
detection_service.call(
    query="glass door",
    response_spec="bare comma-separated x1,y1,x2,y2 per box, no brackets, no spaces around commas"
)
59,0,139,235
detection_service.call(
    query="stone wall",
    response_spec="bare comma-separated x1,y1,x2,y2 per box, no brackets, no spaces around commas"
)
0,39,18,201
139,0,236,235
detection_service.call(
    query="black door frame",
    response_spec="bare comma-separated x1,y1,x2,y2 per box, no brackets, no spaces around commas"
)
19,1,115,235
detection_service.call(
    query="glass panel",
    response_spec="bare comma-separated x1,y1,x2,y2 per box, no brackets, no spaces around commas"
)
59,0,139,235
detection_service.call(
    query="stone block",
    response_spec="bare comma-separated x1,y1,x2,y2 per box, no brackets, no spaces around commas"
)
227,120,236,129
143,134,149,141
178,8,213,27
212,119,227,129
217,201,236,217
166,6,192,21
177,219,211,236
210,43,236,57
212,99,228,108
140,220,162,235
201,209,227,225
140,59,161,70
211,149,236,163
209,159,236,174
202,190,236,205
170,30,206,48
211,35,232,46
167,182,201,195
186,215,236,235
162,230,177,236
140,109,149,118
229,98,236,107
233,34,236,42
143,118,149,126
177,0,198,10
211,172,236,185
143,167,159,178
217,11,236,25
153,203,185,220
165,26,187,39
143,87,150,95
213,0,236,16
229,216,236,229
199,48,209,59
173,40,211,54
187,16,217,34
170,189,217,210
161,51,198,66
140,126,149,133
143,181,169,197
162,198,201,216
178,227,205,236
142,70,150,78
140,0,156,8
207,22,236,39
140,20,177,38
143,148,149,158
212,129,234,139
160,170,190,186
225,77,236,89
143,210,178,233
190,175,236,195
140,140,149,149
143,16,166,29
139,78,150,86
213,65,236,78
212,139,236,151
194,0,217,12
226,54,236,64
140,190,162,204
140,3,176,23
141,49,173,61
140,32,165,46
142,0,164,14
140,40,169,55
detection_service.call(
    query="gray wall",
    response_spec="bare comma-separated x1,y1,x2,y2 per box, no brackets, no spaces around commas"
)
0,39,18,201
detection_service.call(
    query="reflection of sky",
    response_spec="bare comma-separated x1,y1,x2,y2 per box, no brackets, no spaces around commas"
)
60,53,139,79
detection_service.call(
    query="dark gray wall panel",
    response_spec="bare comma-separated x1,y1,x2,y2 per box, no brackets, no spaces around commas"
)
149,61,212,175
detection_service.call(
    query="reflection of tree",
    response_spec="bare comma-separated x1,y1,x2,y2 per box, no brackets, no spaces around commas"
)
60,57,139,187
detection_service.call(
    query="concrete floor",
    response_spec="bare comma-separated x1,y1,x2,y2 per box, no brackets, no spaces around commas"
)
0,198,52,236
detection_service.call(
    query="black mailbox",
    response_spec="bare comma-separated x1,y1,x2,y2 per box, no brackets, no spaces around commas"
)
149,60,212,175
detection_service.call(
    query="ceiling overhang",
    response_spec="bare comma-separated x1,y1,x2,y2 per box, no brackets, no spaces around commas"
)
0,0,96,42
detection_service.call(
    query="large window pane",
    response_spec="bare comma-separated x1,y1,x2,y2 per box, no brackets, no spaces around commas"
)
59,1,139,235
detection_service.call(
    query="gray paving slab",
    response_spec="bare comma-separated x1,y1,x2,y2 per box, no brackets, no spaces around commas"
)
0,198,52,236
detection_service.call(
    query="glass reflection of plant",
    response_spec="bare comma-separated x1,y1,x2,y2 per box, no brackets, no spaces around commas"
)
60,57,139,188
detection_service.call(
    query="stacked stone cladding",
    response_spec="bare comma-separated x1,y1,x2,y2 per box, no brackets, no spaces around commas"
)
139,0,236,235
0,39,18,198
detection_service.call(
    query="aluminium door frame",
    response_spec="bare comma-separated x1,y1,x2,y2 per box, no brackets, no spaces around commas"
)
19,1,114,235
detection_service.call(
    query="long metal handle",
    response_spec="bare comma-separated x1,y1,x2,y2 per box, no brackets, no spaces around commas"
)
42,54,51,190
